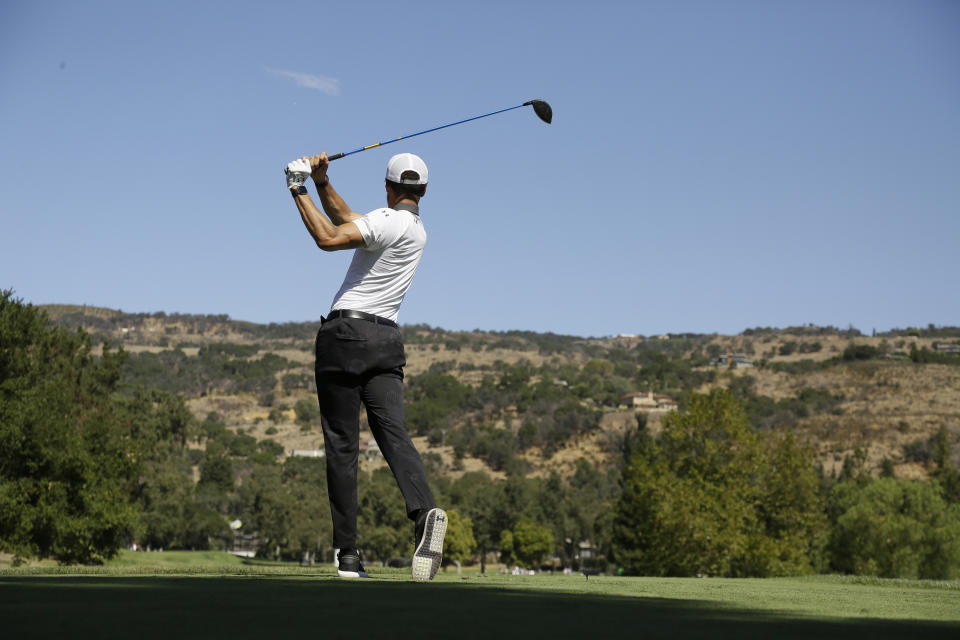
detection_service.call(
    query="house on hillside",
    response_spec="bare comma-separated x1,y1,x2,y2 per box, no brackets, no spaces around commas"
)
611,334,641,347
934,343,960,353
290,449,325,458
654,394,678,410
621,392,677,412
709,353,754,368
359,438,382,460
622,392,656,410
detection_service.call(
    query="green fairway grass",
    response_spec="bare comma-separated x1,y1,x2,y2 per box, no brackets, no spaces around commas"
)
2,554,958,639
101,549,251,568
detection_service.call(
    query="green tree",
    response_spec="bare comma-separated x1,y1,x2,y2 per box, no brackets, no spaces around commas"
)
405,373,472,436
241,458,331,563
443,509,476,572
613,389,826,577
498,529,516,566
0,292,137,563
242,463,288,559
828,478,960,579
117,389,231,551
565,459,620,568
198,441,235,494
137,465,198,549
932,424,952,470
282,457,331,564
512,519,554,569
357,467,409,562
449,472,509,574
756,431,829,575
778,341,797,356
293,398,321,426
842,344,878,361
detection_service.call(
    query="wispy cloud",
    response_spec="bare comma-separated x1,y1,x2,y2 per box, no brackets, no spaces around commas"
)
265,67,341,95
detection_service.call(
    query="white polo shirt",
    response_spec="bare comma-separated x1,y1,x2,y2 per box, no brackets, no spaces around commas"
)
329,207,426,322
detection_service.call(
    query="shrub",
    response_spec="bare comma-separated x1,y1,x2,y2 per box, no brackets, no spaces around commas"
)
802,342,822,353
294,398,321,425
828,478,960,579
778,341,797,356
842,344,878,361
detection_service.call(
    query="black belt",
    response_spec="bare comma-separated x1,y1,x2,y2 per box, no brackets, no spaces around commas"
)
325,309,398,329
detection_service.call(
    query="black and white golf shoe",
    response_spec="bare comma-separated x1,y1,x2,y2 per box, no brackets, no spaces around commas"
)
336,548,368,578
412,507,446,581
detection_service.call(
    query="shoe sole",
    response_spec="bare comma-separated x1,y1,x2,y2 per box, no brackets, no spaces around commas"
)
337,568,368,578
412,508,446,581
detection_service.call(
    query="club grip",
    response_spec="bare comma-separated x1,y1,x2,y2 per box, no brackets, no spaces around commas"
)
327,152,346,161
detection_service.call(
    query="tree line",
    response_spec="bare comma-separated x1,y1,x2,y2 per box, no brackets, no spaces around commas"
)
4,291,960,578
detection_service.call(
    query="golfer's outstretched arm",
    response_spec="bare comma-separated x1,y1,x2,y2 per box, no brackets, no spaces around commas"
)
308,153,363,225
291,190,365,252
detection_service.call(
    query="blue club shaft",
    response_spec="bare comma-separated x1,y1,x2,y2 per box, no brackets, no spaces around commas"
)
327,103,529,161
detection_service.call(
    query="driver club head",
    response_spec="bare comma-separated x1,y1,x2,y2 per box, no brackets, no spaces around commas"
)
525,99,553,124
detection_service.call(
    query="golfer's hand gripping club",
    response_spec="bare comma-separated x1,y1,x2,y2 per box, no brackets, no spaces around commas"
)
308,153,330,185
284,158,311,189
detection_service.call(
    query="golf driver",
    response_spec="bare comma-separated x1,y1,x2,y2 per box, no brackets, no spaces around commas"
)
326,99,552,161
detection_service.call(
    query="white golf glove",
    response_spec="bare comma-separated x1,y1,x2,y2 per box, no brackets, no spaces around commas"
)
285,158,311,189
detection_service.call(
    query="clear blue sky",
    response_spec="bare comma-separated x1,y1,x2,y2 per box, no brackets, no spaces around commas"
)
2,0,958,337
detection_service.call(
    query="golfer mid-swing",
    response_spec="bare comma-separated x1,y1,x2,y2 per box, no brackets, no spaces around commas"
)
285,152,446,580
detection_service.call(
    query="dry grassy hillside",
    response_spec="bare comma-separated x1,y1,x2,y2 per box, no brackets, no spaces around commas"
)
42,305,960,481
705,362,959,477
402,331,958,477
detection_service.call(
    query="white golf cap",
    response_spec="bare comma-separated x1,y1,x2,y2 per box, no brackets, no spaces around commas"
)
386,153,428,185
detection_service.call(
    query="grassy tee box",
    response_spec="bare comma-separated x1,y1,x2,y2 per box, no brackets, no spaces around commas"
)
2,553,959,640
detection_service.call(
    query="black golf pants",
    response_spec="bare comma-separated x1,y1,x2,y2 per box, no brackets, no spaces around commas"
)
314,316,435,550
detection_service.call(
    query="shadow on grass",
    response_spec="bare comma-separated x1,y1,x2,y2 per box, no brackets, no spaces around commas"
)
1,575,957,640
